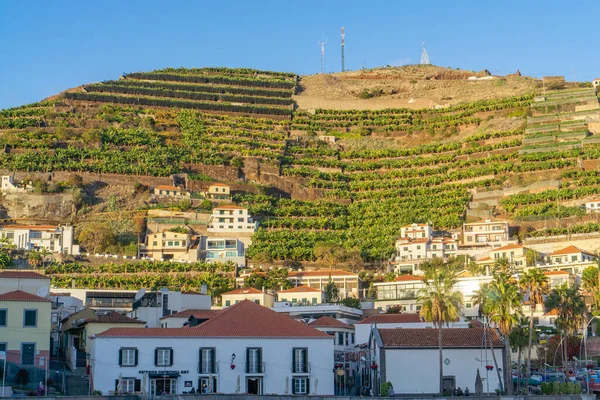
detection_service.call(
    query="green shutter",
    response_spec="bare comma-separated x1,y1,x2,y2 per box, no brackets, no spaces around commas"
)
169,348,174,366
134,349,138,366
306,378,310,394
292,348,297,373
258,348,262,373
134,379,141,392
211,349,216,373
154,348,159,366
303,349,308,373
118,349,122,366
245,348,250,373
115,380,119,391
292,378,297,394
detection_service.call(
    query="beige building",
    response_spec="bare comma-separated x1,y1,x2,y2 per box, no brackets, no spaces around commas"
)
0,290,51,367
221,287,275,308
462,219,511,247
140,230,199,262
0,225,79,255
207,205,258,233
0,270,50,296
288,270,361,299
277,286,324,305
476,244,530,271
585,199,600,213
206,183,231,200
400,223,433,240
152,185,190,198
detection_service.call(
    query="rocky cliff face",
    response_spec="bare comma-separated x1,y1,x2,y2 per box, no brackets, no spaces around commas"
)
2,193,75,220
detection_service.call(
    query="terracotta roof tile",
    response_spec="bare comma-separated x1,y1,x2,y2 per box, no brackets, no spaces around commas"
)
0,290,50,302
308,316,351,328
543,270,570,276
222,287,265,295
2,225,57,230
395,275,423,282
289,270,357,278
160,309,220,320
278,285,322,294
214,205,245,210
96,300,331,339
550,245,594,256
0,270,49,280
378,328,503,348
85,311,144,324
209,183,230,187
154,185,182,191
358,314,422,325
491,244,524,251
181,291,208,296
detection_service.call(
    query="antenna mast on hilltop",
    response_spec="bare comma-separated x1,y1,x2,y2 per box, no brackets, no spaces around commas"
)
318,39,327,74
420,42,431,65
341,27,345,72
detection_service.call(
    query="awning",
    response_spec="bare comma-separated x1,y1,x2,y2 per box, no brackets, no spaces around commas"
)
149,373,180,379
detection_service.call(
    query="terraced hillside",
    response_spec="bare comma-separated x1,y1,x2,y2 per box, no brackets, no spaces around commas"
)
1,66,600,265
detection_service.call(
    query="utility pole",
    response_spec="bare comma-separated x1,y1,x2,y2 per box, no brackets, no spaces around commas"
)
318,40,327,74
341,27,345,72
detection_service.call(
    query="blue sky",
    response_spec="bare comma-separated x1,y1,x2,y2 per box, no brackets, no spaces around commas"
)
1,0,598,110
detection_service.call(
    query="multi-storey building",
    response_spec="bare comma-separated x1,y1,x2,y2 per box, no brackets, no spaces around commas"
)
221,287,275,308
207,205,258,234
205,183,231,200
140,230,199,262
0,270,50,296
0,225,79,255
462,219,511,247
393,223,458,274
199,237,245,268
277,286,324,305
90,300,334,396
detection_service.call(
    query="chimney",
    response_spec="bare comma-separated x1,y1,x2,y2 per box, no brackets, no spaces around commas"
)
201,284,207,295
262,286,265,293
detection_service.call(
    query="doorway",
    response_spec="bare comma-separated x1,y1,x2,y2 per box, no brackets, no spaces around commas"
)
442,376,456,394
150,378,177,396
21,343,35,365
247,377,262,395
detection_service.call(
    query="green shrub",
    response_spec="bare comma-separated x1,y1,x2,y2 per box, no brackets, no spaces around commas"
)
380,381,392,397
566,382,575,394
552,381,560,394
357,89,372,100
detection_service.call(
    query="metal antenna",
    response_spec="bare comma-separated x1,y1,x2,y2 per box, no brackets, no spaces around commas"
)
319,39,327,74
420,42,431,65
341,27,345,72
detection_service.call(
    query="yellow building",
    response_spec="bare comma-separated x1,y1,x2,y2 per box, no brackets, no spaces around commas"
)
221,288,275,308
206,183,231,200
0,290,51,367
277,285,324,305
141,230,199,262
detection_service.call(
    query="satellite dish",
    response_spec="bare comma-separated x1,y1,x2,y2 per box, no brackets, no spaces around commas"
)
37,287,49,298
134,288,147,300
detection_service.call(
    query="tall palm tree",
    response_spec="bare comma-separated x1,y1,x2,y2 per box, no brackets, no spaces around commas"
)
488,272,523,395
472,283,504,393
545,284,586,372
417,264,463,395
509,318,530,393
518,269,549,384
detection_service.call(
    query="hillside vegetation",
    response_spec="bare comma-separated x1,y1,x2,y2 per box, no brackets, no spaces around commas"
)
1,66,600,265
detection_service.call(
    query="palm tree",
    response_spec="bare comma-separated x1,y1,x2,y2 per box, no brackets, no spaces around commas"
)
417,263,463,395
545,284,586,372
488,272,523,395
518,269,549,384
509,318,530,393
472,283,504,393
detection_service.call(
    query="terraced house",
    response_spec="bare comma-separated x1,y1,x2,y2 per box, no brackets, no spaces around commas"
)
89,301,334,396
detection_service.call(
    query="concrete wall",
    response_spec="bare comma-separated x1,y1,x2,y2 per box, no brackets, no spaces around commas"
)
0,276,50,296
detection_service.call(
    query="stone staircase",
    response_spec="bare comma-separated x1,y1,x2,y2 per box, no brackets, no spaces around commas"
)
66,374,90,396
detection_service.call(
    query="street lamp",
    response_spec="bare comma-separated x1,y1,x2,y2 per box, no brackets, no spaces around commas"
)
553,335,565,371
579,316,599,394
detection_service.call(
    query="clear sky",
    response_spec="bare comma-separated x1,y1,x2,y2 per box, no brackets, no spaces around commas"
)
1,0,599,110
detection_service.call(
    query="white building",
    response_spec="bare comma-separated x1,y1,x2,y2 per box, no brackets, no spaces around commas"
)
0,175,29,193
585,199,600,213
0,270,50,296
393,223,458,273
0,224,80,255
271,303,363,326
199,237,245,268
207,205,258,234
371,327,504,395
159,309,220,328
128,289,212,328
152,185,190,198
462,219,511,248
90,300,334,396
400,223,433,240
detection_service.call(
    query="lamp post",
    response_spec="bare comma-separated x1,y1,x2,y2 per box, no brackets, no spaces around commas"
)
579,316,598,394
553,335,566,372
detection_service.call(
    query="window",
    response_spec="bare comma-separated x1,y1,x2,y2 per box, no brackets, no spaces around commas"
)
30,231,42,239
337,332,344,346
239,210,243,215
121,378,136,393
246,348,262,373
225,300,231,307
293,377,309,394
312,298,317,305
119,348,138,367
167,241,173,246
23,309,37,327
238,218,244,222
254,300,260,304
199,348,216,374
351,333,355,344
152,241,157,246
0,343,5,352
293,348,308,373
155,348,172,366
0,309,6,326
571,255,577,262
466,303,472,308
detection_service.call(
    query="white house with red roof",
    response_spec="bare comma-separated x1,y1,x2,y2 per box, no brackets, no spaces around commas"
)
393,223,458,274
207,205,258,234
548,245,596,266
0,224,79,255
593,79,600,89
371,327,504,395
89,300,334,396
585,198,600,213
277,285,324,305
221,287,275,308
151,185,190,198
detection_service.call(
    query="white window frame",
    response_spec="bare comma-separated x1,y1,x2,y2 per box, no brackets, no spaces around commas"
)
121,348,136,366
156,348,171,366
122,378,135,393
294,377,308,394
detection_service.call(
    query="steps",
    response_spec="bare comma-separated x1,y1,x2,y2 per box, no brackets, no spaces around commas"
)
66,374,90,396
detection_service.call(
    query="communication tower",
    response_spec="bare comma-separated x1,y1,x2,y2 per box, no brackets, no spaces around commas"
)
420,42,431,65
319,39,327,74
341,27,345,72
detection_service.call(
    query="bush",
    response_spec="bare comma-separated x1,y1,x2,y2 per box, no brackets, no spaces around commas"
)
16,368,29,386
338,297,361,309
357,89,372,100
541,382,551,395
380,381,392,397
566,382,575,394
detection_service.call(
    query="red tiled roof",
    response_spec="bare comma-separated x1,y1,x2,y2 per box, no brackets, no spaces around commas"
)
154,185,181,191
358,314,422,325
209,183,230,187
278,285,322,293
96,300,331,338
544,309,559,316
222,287,264,295
289,270,357,278
308,316,351,328
0,270,49,280
84,311,144,324
550,245,593,256
214,205,245,210
544,271,570,276
0,290,50,302
395,275,423,282
378,328,503,348
491,244,524,251
181,291,208,296
2,225,57,230
160,309,220,320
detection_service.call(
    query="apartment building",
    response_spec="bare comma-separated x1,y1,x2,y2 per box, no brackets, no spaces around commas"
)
462,219,511,247
207,205,258,234
205,183,231,200
0,225,79,255
199,237,245,268
140,230,200,262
